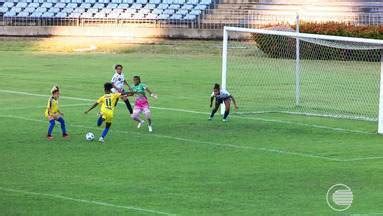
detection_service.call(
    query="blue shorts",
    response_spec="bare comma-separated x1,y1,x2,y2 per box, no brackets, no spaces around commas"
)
216,96,231,104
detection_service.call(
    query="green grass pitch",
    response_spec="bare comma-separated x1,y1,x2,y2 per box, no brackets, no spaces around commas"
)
1,38,383,215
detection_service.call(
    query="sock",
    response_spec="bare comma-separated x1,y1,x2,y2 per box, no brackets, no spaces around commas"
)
124,99,133,114
101,123,111,138
57,117,67,135
210,109,218,118
48,119,55,136
97,116,104,127
223,110,230,119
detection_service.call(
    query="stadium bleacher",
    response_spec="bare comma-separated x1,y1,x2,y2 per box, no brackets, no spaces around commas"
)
0,0,214,21
202,0,383,26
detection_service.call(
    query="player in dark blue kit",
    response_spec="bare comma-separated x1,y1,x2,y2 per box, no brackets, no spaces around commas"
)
209,83,238,122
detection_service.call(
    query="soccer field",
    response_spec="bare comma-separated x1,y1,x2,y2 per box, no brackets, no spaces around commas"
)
1,37,383,215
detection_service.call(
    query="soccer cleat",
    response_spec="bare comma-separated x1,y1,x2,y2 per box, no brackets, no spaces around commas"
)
47,135,54,140
63,133,69,139
137,120,145,129
148,125,153,132
98,137,104,143
208,117,212,121
222,118,228,122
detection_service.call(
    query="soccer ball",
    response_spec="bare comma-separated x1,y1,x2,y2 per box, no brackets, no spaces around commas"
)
85,132,95,141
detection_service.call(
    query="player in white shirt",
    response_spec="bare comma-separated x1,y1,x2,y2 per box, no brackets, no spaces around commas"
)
111,64,133,114
209,83,238,122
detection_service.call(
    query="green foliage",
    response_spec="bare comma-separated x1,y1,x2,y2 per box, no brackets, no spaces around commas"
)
252,22,382,61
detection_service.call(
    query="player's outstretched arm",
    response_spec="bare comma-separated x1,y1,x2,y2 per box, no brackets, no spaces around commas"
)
124,80,133,92
210,96,214,108
84,102,98,114
146,87,158,99
231,95,238,110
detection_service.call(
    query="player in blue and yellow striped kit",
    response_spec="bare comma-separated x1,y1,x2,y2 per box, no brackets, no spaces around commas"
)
45,85,68,140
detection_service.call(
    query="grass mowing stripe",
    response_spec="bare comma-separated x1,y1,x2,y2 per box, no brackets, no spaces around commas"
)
0,187,174,215
2,114,381,162
0,103,89,111
0,89,375,135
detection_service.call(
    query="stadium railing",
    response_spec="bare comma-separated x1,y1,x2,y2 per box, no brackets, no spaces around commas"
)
1,10,383,29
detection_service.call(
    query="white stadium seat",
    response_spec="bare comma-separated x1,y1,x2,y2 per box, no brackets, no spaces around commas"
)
163,9,174,14
200,0,211,5
93,3,105,9
55,3,66,8
146,13,157,19
118,12,131,19
87,8,98,13
29,2,39,7
170,14,182,19
194,4,206,10
41,12,55,17
189,9,201,15
168,4,180,10
18,11,30,17
151,8,162,14
176,9,188,15
10,7,22,12
48,7,61,13
181,4,193,10
130,3,142,9
144,4,156,10
106,3,117,8
0,6,8,13
117,4,129,9
15,2,28,8
61,7,73,13
157,3,168,9
183,14,195,19
68,12,81,17
149,0,160,4
186,0,197,5
157,13,169,19
4,11,17,17
55,12,67,17
30,11,42,17
72,7,85,13
67,3,78,8
79,3,91,8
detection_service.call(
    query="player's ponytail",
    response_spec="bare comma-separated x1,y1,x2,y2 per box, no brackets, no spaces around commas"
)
51,85,59,94
214,83,220,90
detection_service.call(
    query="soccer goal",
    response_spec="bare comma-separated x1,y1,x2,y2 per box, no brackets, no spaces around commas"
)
221,26,383,134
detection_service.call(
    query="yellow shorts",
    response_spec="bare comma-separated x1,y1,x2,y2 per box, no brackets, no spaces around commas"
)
100,110,114,123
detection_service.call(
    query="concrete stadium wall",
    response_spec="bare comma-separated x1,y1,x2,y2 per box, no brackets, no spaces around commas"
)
0,26,242,39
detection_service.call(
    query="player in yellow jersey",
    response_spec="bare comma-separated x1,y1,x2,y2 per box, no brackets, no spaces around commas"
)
45,85,68,140
84,82,124,143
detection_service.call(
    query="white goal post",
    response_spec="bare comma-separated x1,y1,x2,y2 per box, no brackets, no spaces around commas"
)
221,26,383,134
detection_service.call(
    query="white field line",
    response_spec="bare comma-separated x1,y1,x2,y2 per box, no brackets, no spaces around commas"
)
1,114,383,162
0,187,174,215
0,103,89,111
0,89,376,135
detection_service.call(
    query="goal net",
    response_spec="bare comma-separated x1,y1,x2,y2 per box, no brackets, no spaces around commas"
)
221,26,383,134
